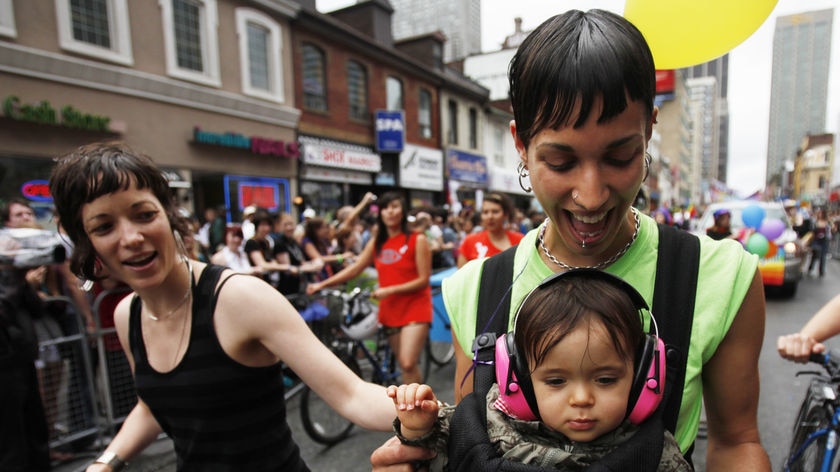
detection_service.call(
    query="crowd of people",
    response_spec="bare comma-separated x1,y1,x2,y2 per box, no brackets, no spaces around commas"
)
9,7,840,472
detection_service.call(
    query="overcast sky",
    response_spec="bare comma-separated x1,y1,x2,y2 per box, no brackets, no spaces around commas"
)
316,0,840,197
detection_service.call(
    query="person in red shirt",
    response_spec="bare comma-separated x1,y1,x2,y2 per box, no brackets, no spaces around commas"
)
457,192,524,267
307,192,432,384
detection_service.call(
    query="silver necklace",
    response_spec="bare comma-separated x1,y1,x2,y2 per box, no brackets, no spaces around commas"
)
147,260,193,321
538,208,640,271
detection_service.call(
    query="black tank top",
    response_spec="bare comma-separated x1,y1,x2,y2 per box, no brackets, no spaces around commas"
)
130,264,308,471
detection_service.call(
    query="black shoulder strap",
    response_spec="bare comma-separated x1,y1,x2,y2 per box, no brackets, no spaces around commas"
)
473,246,518,395
652,224,699,435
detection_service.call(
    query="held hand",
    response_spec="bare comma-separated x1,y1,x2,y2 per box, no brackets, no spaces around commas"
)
778,332,825,363
371,435,435,471
387,384,439,437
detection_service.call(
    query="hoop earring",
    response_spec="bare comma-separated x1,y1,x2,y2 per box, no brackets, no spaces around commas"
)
517,162,532,193
643,152,652,181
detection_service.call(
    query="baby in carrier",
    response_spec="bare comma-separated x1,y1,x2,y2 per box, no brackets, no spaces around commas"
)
387,269,691,471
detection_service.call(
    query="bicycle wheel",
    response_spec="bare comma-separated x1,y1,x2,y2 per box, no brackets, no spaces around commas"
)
786,396,833,472
300,346,359,445
370,344,397,385
427,337,455,366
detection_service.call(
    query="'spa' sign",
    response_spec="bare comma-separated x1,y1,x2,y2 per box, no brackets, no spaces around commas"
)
375,110,405,153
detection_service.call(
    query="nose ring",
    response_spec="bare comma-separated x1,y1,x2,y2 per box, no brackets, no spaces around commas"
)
572,191,579,203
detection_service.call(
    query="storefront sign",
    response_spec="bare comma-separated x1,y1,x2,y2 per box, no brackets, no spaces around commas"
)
301,166,372,185
375,110,405,153
447,149,488,185
223,175,290,219
303,142,381,173
3,95,111,132
21,180,53,202
193,127,300,159
399,145,443,191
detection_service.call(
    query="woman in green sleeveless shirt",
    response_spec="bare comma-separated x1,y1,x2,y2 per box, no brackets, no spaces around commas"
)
371,9,769,471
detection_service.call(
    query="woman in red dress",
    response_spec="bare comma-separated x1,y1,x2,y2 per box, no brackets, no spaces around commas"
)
457,191,524,267
308,192,431,383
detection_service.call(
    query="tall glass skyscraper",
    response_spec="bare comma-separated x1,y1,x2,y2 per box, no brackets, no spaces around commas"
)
686,55,730,183
389,0,481,62
767,9,833,186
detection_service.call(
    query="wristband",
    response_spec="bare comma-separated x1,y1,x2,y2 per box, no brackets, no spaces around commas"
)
337,254,344,264
93,451,127,471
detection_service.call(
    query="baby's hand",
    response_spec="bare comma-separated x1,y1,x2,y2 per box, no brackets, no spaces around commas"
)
386,383,439,438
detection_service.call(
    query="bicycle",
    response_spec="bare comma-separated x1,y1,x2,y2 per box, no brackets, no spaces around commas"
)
784,349,840,472
427,286,455,366
299,287,430,445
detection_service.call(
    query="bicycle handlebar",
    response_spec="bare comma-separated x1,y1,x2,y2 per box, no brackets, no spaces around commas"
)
811,349,840,379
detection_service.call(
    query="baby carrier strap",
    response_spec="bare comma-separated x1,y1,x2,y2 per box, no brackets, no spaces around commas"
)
652,225,699,435
586,409,666,472
472,245,518,396
448,392,557,472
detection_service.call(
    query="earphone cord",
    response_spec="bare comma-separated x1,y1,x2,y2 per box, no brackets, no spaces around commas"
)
459,257,530,392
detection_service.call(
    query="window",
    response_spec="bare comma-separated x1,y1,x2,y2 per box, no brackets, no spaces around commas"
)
386,76,403,110
55,0,133,65
347,60,368,120
0,0,15,37
418,88,432,139
447,99,458,145
301,43,327,112
235,8,283,102
493,126,504,166
161,0,220,86
469,107,478,149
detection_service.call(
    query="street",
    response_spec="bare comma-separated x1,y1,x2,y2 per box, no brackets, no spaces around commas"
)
756,261,840,469
54,257,840,472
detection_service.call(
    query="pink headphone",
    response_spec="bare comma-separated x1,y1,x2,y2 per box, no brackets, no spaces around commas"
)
494,269,665,425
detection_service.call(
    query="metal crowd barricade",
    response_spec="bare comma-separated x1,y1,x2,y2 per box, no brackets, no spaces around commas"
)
38,295,101,453
37,285,137,454
830,232,840,259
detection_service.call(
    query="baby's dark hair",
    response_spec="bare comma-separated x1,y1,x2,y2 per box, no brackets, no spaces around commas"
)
509,9,656,149
514,272,645,373
49,141,189,280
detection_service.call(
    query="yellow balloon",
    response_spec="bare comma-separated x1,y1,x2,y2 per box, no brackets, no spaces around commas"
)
624,0,778,69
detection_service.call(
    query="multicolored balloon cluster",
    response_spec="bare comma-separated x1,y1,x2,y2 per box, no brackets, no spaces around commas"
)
738,204,786,258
